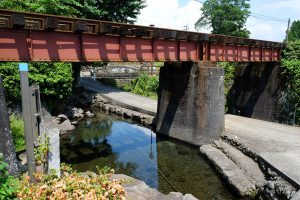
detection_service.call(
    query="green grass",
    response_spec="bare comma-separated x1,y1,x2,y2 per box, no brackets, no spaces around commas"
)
121,74,159,99
9,114,25,152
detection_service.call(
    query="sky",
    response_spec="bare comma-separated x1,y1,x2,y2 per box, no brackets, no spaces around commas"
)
136,0,300,42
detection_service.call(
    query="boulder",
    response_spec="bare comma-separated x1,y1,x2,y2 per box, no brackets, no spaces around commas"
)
57,119,75,134
85,111,95,118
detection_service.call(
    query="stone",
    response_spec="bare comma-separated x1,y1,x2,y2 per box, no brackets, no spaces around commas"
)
40,119,61,177
123,110,132,119
71,121,78,125
214,140,266,186
291,191,300,200
132,112,141,122
57,114,68,121
267,181,275,190
115,107,123,116
102,104,109,111
18,152,27,165
85,111,95,118
110,174,190,200
200,144,256,196
168,192,183,199
108,106,116,113
143,116,154,126
183,194,198,200
57,119,75,133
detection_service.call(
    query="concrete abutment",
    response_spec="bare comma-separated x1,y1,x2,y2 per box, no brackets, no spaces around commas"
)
156,61,224,146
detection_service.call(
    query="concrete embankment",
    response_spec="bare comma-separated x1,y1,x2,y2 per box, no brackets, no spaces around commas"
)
201,115,300,199
80,75,300,199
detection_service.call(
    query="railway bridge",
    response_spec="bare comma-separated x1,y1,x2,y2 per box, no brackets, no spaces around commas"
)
0,10,284,145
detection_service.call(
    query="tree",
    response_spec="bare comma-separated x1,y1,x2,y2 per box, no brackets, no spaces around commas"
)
79,0,145,23
0,0,145,23
195,0,250,38
0,0,145,102
277,40,300,125
288,20,300,42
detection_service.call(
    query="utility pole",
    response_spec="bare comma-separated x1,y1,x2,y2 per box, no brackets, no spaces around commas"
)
0,75,19,176
183,24,189,31
286,18,291,43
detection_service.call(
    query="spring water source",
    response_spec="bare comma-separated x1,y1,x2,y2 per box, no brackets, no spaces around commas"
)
60,112,247,200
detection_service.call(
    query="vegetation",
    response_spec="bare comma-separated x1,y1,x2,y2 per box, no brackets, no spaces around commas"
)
0,0,145,23
288,20,300,42
9,114,25,152
0,62,73,102
0,153,19,200
17,164,125,200
195,0,251,38
122,74,159,99
277,40,300,126
34,134,50,167
219,62,236,113
0,0,145,102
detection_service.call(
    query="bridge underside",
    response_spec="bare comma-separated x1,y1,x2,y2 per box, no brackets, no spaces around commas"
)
0,10,282,62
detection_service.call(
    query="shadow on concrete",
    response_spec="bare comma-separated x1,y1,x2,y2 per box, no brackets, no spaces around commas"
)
155,62,192,136
227,62,279,120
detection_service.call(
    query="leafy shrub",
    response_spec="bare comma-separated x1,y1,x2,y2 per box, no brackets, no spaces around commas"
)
17,164,126,200
122,74,159,99
277,40,300,125
0,62,73,102
0,153,19,200
9,114,25,152
219,62,236,113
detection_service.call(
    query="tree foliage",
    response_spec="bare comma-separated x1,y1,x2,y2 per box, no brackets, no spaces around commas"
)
278,40,300,125
0,0,145,102
0,0,145,23
80,0,145,23
195,0,250,37
0,62,73,102
288,20,300,42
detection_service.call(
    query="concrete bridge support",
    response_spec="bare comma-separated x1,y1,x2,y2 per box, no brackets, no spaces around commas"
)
156,62,224,146
227,62,280,121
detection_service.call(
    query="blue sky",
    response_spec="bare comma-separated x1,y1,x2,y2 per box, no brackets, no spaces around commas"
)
137,0,300,42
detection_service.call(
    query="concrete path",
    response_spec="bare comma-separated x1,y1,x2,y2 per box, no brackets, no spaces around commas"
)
79,76,157,116
80,75,300,190
225,114,300,187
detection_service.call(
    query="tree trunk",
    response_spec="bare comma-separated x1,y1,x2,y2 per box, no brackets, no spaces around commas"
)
0,75,19,176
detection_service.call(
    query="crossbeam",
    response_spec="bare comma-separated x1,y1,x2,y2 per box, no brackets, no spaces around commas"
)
0,10,283,62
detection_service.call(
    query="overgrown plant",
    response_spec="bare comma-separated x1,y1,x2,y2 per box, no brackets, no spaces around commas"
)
0,153,19,200
34,133,50,167
17,164,126,200
277,40,300,126
9,114,25,152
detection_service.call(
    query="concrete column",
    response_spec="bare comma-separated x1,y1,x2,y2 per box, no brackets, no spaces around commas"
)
227,62,280,121
156,62,224,146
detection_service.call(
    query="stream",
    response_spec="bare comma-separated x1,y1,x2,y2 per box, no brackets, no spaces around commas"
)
60,111,248,200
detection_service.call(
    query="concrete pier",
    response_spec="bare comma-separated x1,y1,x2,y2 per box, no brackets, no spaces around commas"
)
156,62,224,146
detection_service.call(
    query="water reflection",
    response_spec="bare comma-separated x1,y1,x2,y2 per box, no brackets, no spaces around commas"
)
60,113,240,200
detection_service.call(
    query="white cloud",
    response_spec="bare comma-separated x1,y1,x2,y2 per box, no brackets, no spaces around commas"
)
136,0,291,42
263,0,300,13
136,0,209,33
246,17,286,42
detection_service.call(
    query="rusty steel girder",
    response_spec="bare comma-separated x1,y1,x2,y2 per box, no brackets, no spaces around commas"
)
0,9,283,62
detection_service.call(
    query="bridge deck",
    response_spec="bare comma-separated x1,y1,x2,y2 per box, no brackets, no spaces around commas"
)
0,9,283,62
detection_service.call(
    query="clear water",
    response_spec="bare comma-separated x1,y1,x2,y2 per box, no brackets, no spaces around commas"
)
60,113,247,200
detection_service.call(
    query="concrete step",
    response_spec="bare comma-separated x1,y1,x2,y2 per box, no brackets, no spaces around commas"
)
200,144,256,197
214,140,266,187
